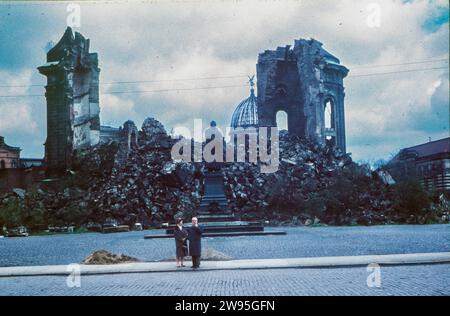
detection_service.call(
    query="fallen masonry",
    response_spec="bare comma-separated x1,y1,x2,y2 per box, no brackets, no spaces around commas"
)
82,250,140,265
1,118,448,232
222,131,392,226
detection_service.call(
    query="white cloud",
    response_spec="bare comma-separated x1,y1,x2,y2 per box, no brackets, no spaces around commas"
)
0,70,38,134
100,94,137,126
0,0,448,160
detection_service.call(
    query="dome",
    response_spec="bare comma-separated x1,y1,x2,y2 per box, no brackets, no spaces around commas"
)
230,78,259,129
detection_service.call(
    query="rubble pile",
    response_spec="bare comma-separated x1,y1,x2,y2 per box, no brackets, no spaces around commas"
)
82,250,140,265
76,117,202,226
223,131,397,226
1,121,447,230
0,117,202,228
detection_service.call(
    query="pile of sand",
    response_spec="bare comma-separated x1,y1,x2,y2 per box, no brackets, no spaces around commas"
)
82,250,140,265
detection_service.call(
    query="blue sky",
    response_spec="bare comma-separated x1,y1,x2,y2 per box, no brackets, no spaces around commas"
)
0,0,448,163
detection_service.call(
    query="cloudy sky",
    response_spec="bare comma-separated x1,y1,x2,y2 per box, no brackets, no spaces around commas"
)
0,0,448,163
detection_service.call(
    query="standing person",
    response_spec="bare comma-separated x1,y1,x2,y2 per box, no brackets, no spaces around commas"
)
174,218,188,268
188,217,203,269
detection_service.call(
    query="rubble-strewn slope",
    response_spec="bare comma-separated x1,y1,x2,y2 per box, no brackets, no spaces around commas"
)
1,120,447,230
74,117,202,226
223,131,398,225
0,118,202,229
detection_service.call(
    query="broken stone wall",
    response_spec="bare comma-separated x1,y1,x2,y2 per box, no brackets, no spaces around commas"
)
38,27,100,172
257,39,349,152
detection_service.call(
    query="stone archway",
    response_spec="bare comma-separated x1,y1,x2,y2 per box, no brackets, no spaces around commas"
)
276,110,288,131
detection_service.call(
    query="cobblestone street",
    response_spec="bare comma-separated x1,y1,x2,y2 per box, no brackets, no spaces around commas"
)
1,225,450,267
1,264,449,296
2,225,449,296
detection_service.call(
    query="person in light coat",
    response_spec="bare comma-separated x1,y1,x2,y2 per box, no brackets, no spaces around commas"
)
188,217,203,269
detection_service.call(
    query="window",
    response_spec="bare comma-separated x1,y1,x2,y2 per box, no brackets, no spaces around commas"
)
0,160,5,169
324,99,334,130
324,99,336,145
276,110,288,131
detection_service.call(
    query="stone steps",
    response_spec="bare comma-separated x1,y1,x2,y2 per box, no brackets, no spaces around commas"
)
161,167,286,237
165,221,264,234
145,230,287,239
196,214,237,222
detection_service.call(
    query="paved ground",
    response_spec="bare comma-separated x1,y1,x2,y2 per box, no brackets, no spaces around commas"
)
1,264,449,296
2,253,449,276
1,224,449,267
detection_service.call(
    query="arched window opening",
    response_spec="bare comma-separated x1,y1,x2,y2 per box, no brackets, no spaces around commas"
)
324,99,333,130
0,160,5,169
324,99,337,145
276,110,288,132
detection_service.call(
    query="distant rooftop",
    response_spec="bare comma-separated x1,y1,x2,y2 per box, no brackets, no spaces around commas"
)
390,137,450,162
0,136,21,152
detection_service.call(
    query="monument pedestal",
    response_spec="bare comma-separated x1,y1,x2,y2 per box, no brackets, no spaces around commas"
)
165,168,271,235
198,170,230,214
147,168,287,238
146,121,286,239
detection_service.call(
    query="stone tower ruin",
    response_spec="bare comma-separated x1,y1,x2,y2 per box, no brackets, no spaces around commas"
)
38,27,100,172
257,38,349,152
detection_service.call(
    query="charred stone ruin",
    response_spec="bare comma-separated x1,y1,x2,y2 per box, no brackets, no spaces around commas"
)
257,39,349,153
38,27,101,173
6,28,441,232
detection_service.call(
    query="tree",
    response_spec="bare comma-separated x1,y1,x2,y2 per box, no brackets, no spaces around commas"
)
392,180,430,217
0,198,24,229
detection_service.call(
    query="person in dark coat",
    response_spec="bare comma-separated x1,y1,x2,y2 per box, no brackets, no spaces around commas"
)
174,218,188,267
188,217,203,269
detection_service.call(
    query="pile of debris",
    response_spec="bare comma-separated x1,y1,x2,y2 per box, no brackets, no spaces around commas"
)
0,117,202,229
78,119,201,226
223,131,397,226
82,250,139,265
1,120,447,229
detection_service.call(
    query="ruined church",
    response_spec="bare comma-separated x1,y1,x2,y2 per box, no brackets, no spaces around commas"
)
232,39,349,153
39,28,349,172
38,27,137,173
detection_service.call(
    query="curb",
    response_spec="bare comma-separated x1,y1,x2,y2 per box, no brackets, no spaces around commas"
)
0,252,449,277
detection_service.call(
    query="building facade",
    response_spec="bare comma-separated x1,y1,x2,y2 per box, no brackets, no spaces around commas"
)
0,136,21,169
0,137,45,192
385,137,450,192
